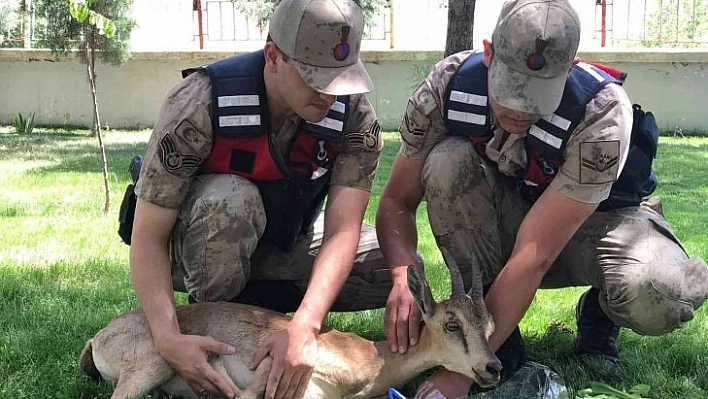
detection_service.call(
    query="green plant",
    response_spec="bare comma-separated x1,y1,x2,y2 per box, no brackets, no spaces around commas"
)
576,382,652,398
0,0,21,48
12,112,36,134
33,0,136,215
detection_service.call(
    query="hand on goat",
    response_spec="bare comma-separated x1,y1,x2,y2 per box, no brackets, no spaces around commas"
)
385,279,422,355
155,332,238,398
251,320,318,399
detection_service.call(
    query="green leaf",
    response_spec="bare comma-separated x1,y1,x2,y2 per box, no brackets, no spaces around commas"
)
575,382,652,399
68,0,90,22
629,384,652,396
103,20,116,38
72,5,117,38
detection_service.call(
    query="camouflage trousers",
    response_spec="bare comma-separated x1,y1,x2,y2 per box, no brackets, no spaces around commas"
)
422,137,708,336
169,174,391,312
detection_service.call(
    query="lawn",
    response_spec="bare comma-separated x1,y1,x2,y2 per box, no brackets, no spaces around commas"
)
0,127,706,398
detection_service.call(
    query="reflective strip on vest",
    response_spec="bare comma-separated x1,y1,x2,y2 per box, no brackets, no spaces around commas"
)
219,115,262,127
308,100,346,132
542,113,572,131
450,90,487,106
447,90,488,126
528,125,563,149
217,94,260,107
330,100,346,114
216,94,261,127
526,63,609,151
576,62,607,83
447,110,486,125
527,113,573,149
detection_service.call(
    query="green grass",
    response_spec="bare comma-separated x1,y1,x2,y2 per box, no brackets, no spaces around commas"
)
0,128,706,398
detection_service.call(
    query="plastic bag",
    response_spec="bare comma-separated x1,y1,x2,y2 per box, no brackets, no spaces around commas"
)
388,361,567,399
468,361,568,399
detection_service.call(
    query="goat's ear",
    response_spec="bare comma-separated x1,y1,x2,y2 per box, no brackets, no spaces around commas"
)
407,265,436,317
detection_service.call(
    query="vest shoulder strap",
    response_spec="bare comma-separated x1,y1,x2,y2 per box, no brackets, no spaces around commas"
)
196,50,349,141
444,52,491,136
205,50,269,138
527,62,618,159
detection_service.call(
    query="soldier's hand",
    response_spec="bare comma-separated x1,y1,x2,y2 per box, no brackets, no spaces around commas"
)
384,280,421,354
251,322,317,399
155,333,238,398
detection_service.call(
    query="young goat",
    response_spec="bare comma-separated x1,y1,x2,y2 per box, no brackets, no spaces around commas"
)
80,265,501,398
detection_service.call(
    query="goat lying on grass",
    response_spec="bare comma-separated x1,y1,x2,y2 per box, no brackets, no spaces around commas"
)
80,265,501,398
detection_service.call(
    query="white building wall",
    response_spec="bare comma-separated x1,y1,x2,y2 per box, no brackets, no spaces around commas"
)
1,1,706,132
1,49,706,133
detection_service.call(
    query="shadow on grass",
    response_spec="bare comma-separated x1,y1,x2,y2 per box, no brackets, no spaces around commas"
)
0,258,140,398
1,132,148,181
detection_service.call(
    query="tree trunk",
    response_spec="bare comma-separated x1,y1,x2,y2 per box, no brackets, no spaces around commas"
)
22,0,32,48
86,34,111,214
444,0,476,57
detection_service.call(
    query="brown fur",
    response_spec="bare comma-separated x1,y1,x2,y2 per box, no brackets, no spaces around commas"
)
80,266,502,398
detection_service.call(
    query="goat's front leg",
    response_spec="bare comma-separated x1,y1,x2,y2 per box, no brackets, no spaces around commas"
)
237,356,272,399
210,357,242,396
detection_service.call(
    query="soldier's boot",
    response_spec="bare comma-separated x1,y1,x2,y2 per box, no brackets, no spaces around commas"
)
574,287,620,370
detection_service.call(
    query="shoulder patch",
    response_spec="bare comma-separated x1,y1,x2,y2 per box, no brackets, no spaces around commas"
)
400,100,431,150
579,140,620,184
158,131,202,175
346,120,382,151
402,100,429,136
413,82,438,115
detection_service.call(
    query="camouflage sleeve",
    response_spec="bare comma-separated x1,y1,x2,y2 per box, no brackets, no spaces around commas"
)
398,51,474,160
330,93,382,192
134,71,214,209
550,84,633,203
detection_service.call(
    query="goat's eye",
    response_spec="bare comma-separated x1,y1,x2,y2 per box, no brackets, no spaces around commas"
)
444,321,460,332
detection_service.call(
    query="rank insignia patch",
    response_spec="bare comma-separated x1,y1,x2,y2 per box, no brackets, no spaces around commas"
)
580,140,621,184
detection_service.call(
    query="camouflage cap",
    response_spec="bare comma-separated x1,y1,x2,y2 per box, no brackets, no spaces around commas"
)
269,0,374,96
489,0,580,115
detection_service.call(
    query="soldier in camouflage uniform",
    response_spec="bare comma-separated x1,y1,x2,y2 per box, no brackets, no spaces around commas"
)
130,0,391,397
375,0,708,398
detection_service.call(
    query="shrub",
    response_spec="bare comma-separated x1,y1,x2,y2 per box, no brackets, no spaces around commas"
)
13,112,36,134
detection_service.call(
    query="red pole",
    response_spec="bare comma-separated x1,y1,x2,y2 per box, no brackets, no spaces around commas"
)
196,0,204,50
601,0,607,47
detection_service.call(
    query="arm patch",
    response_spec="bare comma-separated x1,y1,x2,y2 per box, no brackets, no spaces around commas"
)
579,140,621,184
346,120,382,151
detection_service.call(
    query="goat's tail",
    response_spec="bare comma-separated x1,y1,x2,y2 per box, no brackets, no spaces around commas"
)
79,339,103,382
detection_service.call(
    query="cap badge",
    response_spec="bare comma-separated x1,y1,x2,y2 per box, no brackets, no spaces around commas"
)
526,38,549,71
333,26,351,61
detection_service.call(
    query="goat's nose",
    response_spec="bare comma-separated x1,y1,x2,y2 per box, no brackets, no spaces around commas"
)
486,361,503,376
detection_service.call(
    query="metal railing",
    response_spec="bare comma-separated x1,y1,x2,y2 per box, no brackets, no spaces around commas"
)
0,0,34,48
594,0,708,47
2,0,705,49
191,0,391,48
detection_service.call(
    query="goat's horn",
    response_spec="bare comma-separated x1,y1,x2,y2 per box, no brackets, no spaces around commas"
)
469,265,483,300
440,246,466,297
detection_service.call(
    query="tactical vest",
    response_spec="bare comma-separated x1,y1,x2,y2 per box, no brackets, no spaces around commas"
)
443,52,658,210
191,50,350,252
